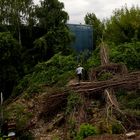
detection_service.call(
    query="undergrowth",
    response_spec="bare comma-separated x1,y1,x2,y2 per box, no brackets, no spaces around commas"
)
12,53,77,97
75,123,98,140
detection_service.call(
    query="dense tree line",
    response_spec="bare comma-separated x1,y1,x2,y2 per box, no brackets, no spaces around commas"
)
1,3,139,139
0,1,140,99
84,5,140,69
0,0,73,99
84,5,140,45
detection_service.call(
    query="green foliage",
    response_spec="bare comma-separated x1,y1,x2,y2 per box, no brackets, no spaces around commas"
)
13,53,77,96
33,36,48,61
0,0,34,26
68,119,77,138
56,71,74,86
0,32,22,98
4,102,33,131
0,0,74,99
0,32,21,65
98,118,124,134
26,84,42,94
117,90,140,109
124,109,140,116
33,28,73,61
116,89,127,101
52,27,75,55
0,0,35,44
32,53,76,85
125,92,140,109
98,72,113,81
84,13,104,47
109,42,140,70
126,98,140,109
35,0,68,30
34,0,73,61
75,123,98,140
105,5,140,44
52,136,60,140
76,50,91,65
117,89,126,95
12,75,30,97
111,122,124,134
33,26,74,62
66,92,82,115
85,47,101,69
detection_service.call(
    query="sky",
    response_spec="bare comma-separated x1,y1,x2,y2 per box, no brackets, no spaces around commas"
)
34,0,140,24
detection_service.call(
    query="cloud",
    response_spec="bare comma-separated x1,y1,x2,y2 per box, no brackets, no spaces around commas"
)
34,0,140,24
59,0,140,23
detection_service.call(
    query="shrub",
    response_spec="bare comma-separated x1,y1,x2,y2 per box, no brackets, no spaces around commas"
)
5,103,33,131
109,42,140,70
26,84,42,94
126,97,140,109
117,90,140,109
66,92,82,115
98,72,113,81
12,53,77,96
112,122,124,134
85,47,101,69
12,75,30,97
75,123,98,140
68,119,77,138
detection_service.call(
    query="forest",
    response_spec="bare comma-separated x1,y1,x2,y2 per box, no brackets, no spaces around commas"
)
0,0,140,139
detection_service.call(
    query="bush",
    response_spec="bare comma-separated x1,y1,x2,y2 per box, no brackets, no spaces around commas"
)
112,122,124,134
66,92,82,115
26,84,42,94
109,42,140,70
13,53,77,96
85,47,101,69
5,103,33,131
98,72,113,81
126,97,140,109
117,90,140,109
68,119,77,138
12,75,30,97
75,123,98,140
31,53,76,86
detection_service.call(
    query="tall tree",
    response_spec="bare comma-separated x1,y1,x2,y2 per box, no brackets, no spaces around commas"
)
0,0,35,43
34,0,73,61
104,5,140,44
84,13,104,47
0,32,22,99
35,0,68,30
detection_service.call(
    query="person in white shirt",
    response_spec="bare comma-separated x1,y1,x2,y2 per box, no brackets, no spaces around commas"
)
76,64,84,84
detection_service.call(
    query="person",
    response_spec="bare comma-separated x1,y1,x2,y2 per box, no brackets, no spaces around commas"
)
76,64,84,84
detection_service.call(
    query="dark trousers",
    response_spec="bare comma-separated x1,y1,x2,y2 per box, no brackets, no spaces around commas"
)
77,74,82,83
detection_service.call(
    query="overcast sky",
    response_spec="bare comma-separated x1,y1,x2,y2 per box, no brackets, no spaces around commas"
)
34,0,140,24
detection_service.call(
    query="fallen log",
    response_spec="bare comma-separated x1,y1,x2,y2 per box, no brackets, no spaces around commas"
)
70,72,140,93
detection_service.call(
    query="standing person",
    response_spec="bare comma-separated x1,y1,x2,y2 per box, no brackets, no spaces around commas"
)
76,64,84,84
